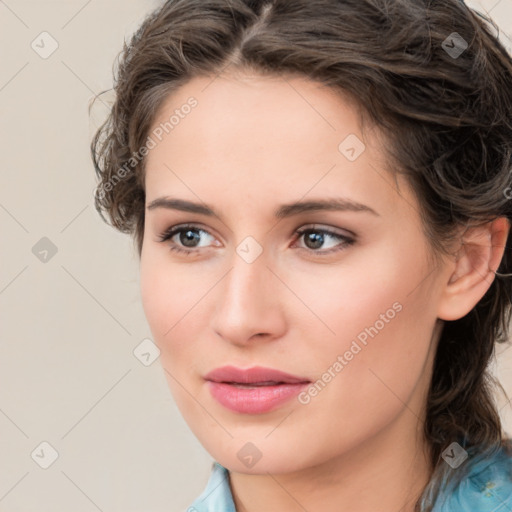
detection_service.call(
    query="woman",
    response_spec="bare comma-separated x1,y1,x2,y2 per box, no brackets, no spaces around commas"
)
91,0,512,510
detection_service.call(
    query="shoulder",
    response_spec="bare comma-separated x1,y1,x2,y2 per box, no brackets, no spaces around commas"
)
434,440,512,512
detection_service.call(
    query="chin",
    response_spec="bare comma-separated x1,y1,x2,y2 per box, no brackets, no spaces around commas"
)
220,455,306,475
196,433,316,475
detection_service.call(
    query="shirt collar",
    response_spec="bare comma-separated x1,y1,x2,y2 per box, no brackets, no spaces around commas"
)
188,461,236,512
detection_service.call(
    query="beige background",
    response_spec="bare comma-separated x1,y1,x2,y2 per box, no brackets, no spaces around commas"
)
1,1,511,511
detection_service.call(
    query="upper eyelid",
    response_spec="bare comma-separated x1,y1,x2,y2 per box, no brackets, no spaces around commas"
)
296,224,355,238
160,223,351,236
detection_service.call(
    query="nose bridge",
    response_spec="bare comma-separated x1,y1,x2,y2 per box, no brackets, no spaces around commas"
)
223,247,271,316
212,242,284,343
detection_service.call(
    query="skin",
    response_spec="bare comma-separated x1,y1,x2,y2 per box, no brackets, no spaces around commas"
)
138,70,509,512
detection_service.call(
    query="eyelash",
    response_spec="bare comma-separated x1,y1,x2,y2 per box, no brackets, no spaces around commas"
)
157,223,355,256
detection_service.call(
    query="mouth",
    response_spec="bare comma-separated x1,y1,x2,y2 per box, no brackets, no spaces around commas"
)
227,381,291,388
204,365,311,414
204,365,310,385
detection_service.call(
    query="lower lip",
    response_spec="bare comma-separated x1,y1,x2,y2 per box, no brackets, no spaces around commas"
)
206,381,310,414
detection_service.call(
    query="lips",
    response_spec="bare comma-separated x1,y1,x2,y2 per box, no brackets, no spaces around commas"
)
204,365,311,414
204,365,310,385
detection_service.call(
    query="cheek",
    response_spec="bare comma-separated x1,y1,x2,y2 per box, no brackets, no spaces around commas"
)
140,265,199,414
291,243,435,407
140,258,169,339
139,253,216,389
284,245,415,347
140,251,205,340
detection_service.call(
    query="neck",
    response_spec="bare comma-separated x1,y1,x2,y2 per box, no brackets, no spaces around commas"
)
229,404,433,512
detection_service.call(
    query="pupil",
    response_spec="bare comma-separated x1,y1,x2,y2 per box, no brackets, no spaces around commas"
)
181,229,200,247
306,231,323,249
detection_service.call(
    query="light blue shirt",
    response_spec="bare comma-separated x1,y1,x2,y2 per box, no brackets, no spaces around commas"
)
188,444,512,511
187,462,236,512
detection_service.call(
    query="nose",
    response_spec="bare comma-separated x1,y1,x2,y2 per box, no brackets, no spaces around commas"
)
211,248,287,347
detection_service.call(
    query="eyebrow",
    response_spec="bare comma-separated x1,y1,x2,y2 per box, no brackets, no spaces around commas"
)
146,196,379,218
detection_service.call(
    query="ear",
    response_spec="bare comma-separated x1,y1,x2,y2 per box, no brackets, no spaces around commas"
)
437,217,510,321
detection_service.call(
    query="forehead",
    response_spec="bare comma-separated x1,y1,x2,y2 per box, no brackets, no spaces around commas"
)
148,71,367,161
143,72,408,218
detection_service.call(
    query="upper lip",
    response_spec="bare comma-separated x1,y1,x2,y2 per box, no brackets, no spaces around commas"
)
204,365,311,385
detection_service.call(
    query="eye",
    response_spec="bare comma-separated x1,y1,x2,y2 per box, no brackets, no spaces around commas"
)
293,226,355,254
158,224,218,255
158,223,355,256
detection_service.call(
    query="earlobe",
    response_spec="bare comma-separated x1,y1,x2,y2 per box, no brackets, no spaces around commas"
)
437,217,510,321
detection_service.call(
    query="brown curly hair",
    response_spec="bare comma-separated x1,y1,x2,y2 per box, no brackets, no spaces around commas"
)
90,0,512,509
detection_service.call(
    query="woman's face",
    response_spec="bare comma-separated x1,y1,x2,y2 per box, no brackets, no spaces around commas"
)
139,71,452,474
